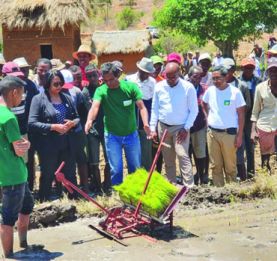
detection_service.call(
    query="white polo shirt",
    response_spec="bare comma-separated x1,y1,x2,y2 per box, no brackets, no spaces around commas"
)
202,84,246,129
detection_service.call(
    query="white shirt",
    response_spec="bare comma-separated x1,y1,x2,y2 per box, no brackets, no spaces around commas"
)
212,57,224,67
150,78,198,131
200,72,213,87
202,85,246,129
126,73,156,100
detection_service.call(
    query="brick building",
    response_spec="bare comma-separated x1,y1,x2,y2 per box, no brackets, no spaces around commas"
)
0,0,91,66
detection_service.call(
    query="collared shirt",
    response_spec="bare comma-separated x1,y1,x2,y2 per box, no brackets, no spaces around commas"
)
150,78,198,131
126,73,156,100
251,80,277,132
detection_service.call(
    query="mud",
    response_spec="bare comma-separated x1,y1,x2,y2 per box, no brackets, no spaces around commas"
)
4,198,277,260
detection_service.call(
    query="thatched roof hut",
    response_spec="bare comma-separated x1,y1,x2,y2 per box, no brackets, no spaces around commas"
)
92,30,153,73
0,0,90,30
0,0,91,65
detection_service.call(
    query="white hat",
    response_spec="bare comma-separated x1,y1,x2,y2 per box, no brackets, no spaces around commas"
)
60,69,74,89
199,53,212,62
136,57,155,74
13,57,31,68
0,53,6,65
223,58,235,70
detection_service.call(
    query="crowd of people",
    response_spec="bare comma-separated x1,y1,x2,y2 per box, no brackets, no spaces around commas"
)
0,41,276,257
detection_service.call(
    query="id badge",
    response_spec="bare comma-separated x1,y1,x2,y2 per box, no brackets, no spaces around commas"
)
123,100,132,106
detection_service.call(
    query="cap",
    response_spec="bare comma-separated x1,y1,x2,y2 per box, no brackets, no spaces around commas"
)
60,69,74,89
85,64,98,73
241,58,255,68
267,57,277,70
150,55,164,65
223,58,235,70
199,53,212,62
167,52,181,64
13,57,31,68
2,62,24,77
112,60,123,71
268,44,277,55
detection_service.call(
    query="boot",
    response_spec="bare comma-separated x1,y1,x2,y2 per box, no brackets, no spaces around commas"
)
237,163,247,181
103,164,112,195
89,164,103,195
198,158,208,184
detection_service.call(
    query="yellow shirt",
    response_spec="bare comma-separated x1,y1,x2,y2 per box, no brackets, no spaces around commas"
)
251,80,277,132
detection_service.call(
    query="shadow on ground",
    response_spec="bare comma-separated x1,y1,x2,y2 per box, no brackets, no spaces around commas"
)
10,249,63,260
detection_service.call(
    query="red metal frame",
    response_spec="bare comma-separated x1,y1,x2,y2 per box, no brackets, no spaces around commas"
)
55,129,189,242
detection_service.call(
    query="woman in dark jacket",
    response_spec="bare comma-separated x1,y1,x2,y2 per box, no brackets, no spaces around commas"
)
28,70,79,201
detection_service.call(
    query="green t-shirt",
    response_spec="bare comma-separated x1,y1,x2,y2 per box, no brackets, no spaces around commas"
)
93,80,143,136
0,105,27,186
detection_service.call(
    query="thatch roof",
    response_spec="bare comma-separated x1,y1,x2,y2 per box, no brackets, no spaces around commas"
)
91,30,152,55
0,0,91,30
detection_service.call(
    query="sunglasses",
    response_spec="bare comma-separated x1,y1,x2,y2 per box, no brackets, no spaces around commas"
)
52,82,63,88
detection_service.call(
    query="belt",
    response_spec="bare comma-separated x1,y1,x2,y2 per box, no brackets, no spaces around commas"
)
159,121,175,127
209,126,237,133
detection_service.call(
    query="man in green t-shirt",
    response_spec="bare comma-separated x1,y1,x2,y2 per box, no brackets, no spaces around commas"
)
0,76,36,258
85,62,151,185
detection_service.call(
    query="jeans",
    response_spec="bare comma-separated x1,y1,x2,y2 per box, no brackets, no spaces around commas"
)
1,183,34,226
104,131,141,185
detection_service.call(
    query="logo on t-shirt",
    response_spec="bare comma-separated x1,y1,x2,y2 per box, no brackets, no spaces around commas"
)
224,100,230,106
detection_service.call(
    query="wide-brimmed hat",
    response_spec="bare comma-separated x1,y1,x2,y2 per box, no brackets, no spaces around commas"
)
13,57,31,68
267,57,277,70
241,58,255,68
0,53,5,65
2,62,24,77
136,57,155,74
51,59,65,70
72,45,96,60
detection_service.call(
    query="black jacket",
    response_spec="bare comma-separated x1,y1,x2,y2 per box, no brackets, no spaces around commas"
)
28,91,79,151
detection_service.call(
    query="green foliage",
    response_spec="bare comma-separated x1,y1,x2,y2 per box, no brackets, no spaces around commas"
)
116,7,144,30
155,0,277,56
153,29,198,54
114,169,179,217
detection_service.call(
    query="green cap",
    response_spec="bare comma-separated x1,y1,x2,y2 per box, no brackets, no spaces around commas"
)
150,55,164,65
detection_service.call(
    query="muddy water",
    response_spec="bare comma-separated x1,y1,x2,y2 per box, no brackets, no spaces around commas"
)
5,198,277,261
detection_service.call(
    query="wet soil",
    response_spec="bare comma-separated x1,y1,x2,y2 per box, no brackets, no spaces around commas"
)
5,198,277,260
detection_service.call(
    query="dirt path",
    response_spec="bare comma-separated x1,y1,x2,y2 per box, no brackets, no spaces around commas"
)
4,198,277,260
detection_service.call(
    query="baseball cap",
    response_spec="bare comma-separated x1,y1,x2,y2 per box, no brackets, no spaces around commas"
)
267,57,277,70
150,55,164,65
112,60,123,71
199,53,212,62
60,69,74,89
167,52,181,64
2,62,24,77
223,58,235,70
268,44,277,55
85,64,98,73
241,58,255,68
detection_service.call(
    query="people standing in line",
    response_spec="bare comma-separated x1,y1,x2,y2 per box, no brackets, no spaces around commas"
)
0,76,36,258
150,62,198,187
223,58,250,181
126,58,156,171
188,66,208,185
85,62,150,185
251,58,277,173
239,57,262,176
28,71,79,201
82,64,111,194
203,66,246,187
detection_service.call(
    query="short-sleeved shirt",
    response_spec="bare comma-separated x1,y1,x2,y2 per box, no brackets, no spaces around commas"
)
202,85,246,129
93,80,143,136
0,105,27,186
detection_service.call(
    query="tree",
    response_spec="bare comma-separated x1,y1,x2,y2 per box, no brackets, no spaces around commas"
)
116,7,144,30
154,0,277,57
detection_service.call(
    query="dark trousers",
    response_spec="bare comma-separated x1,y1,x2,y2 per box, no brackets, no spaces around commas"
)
38,142,76,201
244,121,255,174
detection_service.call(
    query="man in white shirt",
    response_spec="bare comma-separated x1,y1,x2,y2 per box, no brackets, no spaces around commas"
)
212,51,224,67
126,57,156,170
150,62,198,187
199,53,213,88
203,66,246,187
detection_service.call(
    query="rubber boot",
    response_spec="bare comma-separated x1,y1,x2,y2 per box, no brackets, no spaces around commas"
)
198,158,208,184
237,163,247,181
